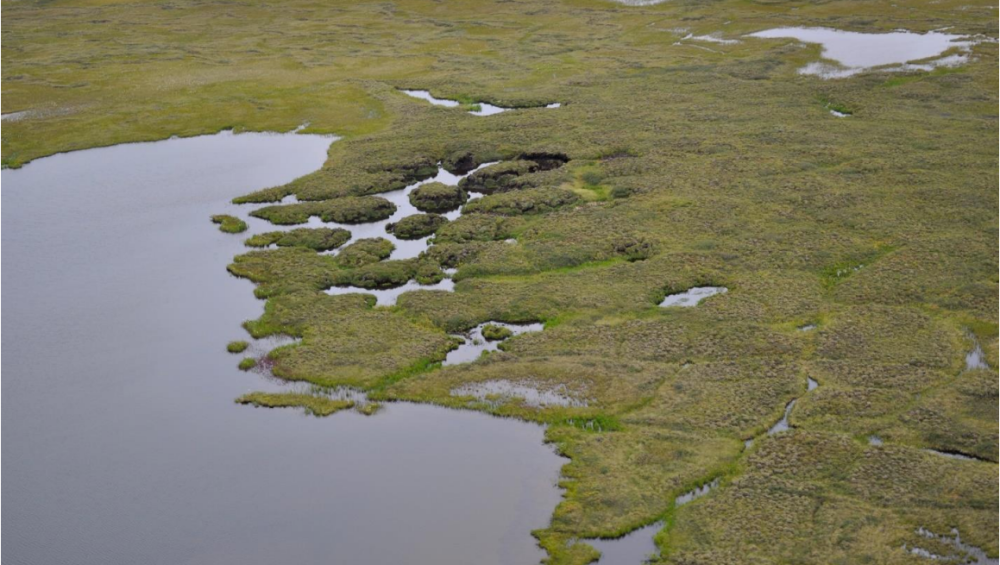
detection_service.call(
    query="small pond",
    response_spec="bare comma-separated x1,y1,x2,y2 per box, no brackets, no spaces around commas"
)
444,321,545,365
748,27,975,78
659,286,728,307
581,521,663,565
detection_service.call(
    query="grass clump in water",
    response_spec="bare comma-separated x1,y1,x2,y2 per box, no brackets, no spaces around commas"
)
386,213,448,239
237,357,257,371
409,182,468,213
462,187,580,216
235,392,355,417
211,214,247,234
250,197,395,225
481,324,513,341
227,340,249,353
245,228,351,251
335,238,395,268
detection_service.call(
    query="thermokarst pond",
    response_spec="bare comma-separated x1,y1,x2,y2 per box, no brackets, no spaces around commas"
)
1,130,566,565
748,27,978,78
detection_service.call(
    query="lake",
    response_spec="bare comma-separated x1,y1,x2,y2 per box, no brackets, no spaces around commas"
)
1,130,566,565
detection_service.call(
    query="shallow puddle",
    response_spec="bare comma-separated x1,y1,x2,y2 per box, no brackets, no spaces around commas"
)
678,33,739,45
579,521,663,565
401,89,461,108
2,110,32,122
401,89,558,116
748,27,975,78
451,379,587,408
907,527,999,565
2,130,567,565
443,322,544,365
659,286,727,307
965,335,988,370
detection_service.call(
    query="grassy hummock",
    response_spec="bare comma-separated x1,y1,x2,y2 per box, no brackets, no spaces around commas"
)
250,197,395,225
335,238,395,268
386,213,448,239
226,340,249,353
245,227,351,251
211,214,248,234
408,182,468,213
461,187,580,216
481,324,513,341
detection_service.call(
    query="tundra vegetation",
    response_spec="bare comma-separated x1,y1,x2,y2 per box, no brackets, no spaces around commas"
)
3,0,996,563
409,182,468,213
210,214,247,234
235,392,355,417
245,227,352,252
386,213,449,239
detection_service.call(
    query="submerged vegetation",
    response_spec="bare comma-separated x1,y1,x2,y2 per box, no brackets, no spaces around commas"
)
4,0,996,562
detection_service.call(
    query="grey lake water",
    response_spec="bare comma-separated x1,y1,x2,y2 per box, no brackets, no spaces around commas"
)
1,130,566,565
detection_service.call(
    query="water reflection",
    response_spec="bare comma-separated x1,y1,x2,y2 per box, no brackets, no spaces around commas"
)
659,286,727,307
748,27,975,78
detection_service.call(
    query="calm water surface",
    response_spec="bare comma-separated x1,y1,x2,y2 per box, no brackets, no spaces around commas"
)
2,130,565,565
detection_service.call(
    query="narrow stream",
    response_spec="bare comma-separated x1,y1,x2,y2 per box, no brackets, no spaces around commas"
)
2,130,566,565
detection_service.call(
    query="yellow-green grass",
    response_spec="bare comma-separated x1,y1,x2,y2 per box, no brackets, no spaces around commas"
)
5,0,997,561
235,392,355,417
